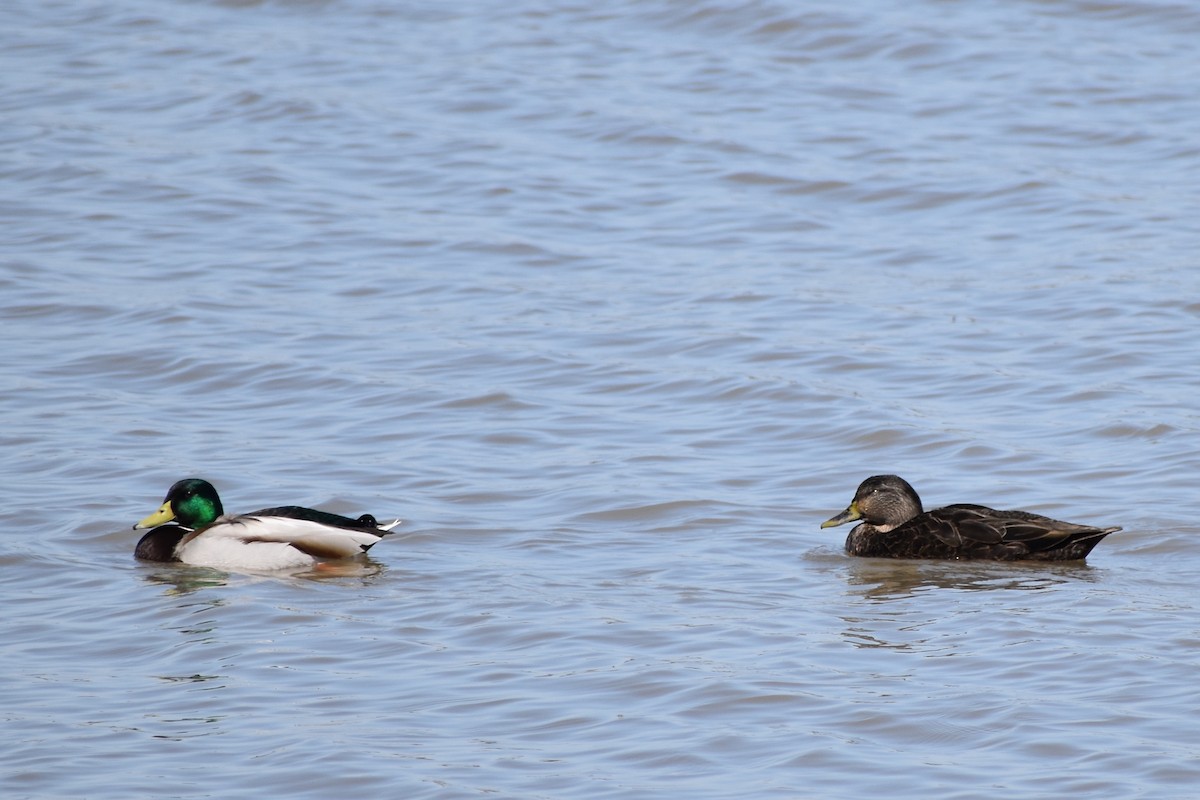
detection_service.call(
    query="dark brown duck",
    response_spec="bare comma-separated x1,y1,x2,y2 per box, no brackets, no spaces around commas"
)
821,474,1120,561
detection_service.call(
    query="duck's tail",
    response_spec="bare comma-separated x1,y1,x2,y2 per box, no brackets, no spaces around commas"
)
1071,525,1122,558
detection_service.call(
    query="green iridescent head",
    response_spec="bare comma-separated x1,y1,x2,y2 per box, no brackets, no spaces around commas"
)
135,478,225,530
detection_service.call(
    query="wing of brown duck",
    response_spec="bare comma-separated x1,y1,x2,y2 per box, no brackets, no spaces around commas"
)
918,504,1119,559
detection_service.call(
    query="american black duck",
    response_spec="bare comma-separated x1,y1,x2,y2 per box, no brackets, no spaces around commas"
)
821,474,1120,561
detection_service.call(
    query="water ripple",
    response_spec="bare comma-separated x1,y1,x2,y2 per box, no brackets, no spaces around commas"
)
4,0,1200,797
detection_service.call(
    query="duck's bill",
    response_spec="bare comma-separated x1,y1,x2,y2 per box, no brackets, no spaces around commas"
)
820,502,861,529
135,502,176,530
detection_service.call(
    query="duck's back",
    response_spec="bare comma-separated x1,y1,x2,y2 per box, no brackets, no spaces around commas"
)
848,504,1120,561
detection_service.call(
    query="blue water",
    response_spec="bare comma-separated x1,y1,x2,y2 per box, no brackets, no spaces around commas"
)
3,0,1200,797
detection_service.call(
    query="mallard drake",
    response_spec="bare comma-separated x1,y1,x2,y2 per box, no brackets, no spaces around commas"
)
134,478,400,570
821,474,1120,561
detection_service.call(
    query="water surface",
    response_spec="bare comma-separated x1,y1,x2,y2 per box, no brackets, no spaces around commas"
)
3,0,1200,797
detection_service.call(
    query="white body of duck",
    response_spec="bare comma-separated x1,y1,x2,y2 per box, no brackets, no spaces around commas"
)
135,479,400,571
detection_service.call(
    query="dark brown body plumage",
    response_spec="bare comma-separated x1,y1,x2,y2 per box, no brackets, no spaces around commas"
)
823,475,1120,561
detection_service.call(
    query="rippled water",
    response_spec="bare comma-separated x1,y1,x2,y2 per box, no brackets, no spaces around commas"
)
4,0,1200,797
